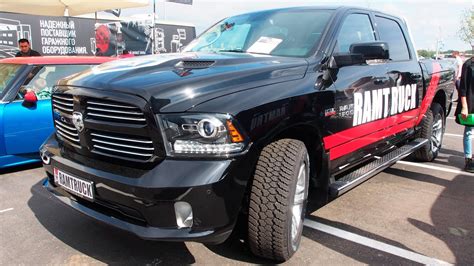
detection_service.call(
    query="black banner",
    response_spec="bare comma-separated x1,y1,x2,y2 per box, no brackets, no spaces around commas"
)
96,20,196,56
0,12,101,58
0,12,195,58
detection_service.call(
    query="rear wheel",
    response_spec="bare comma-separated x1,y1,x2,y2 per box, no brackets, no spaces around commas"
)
247,139,309,262
414,103,445,161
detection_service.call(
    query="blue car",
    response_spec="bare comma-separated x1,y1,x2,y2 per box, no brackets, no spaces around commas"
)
0,56,114,169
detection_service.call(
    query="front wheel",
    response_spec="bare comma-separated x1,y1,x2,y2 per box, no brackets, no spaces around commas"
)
414,103,445,161
247,139,310,262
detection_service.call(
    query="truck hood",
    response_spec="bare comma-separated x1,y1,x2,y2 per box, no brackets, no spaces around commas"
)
59,52,308,112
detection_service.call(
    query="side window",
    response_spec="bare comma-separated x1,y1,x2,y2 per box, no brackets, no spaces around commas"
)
375,16,410,61
336,14,375,53
18,65,92,100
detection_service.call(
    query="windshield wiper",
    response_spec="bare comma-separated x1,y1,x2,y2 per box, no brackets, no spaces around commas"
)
218,49,245,53
217,49,270,56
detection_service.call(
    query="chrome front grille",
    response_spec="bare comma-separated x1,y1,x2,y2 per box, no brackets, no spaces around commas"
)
90,131,155,161
51,90,160,163
86,99,146,124
55,120,80,146
52,94,73,115
52,94,79,146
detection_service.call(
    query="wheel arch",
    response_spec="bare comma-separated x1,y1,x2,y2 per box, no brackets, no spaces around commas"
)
271,124,328,190
432,89,447,116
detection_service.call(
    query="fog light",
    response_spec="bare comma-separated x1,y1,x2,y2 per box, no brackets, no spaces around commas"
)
174,201,193,228
40,150,51,165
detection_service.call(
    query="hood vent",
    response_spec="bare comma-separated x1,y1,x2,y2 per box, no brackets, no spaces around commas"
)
175,60,215,69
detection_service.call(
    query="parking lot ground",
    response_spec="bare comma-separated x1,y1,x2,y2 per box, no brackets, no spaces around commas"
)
1,114,472,265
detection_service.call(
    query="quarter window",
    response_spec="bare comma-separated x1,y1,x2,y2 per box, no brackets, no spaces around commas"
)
375,16,410,61
336,14,375,53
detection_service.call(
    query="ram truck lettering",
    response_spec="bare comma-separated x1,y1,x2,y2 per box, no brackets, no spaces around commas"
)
353,83,418,126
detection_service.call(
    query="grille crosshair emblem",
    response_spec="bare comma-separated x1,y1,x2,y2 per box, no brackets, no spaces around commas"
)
72,112,85,132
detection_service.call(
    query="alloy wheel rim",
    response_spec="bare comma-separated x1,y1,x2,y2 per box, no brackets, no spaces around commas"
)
291,159,307,249
431,114,443,153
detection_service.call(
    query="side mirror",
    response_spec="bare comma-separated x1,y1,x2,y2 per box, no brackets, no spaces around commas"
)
330,42,390,68
330,53,365,68
350,41,389,60
24,91,38,104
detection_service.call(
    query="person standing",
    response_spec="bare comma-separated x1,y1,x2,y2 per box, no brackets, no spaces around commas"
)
454,56,474,172
15,39,41,57
452,51,463,90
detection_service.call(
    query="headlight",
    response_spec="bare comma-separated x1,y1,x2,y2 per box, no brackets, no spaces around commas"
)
158,113,247,157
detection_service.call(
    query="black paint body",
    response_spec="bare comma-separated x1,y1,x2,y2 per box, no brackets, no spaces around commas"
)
41,6,455,243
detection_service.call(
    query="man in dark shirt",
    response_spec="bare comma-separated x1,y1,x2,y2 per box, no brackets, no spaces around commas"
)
15,39,41,57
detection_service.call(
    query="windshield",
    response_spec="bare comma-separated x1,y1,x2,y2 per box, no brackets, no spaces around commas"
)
18,64,94,100
184,9,333,57
0,64,22,95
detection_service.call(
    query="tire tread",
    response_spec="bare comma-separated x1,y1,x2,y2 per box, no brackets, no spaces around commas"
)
248,139,306,261
414,103,444,161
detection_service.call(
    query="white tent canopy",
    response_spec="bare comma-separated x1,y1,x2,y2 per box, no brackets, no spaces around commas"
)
0,0,150,16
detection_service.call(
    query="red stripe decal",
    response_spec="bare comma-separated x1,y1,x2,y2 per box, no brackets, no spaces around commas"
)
329,118,417,160
324,108,419,150
416,62,441,125
323,62,442,160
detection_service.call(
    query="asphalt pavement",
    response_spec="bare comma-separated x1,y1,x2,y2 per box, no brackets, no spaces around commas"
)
0,110,472,265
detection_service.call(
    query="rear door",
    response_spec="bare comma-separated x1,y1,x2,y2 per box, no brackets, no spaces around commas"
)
3,64,92,156
324,12,391,170
373,14,423,142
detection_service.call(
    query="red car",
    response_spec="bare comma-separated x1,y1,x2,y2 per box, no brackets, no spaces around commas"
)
0,56,114,168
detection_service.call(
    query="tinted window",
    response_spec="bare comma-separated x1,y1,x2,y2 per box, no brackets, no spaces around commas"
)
336,14,375,53
375,16,410,61
18,65,93,100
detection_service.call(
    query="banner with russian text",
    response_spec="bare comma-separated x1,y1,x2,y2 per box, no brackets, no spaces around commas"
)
0,12,196,58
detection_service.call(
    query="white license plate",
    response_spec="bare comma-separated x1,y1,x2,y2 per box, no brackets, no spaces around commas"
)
54,168,94,200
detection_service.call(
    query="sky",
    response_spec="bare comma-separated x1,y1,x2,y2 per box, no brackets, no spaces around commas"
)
115,0,473,51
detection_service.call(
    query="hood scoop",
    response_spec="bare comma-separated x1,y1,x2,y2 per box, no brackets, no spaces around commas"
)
175,60,216,69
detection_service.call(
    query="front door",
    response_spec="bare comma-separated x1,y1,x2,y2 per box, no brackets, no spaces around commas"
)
324,12,391,170
3,99,53,155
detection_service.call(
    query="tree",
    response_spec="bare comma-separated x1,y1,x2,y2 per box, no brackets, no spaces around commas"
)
458,8,474,52
417,49,435,58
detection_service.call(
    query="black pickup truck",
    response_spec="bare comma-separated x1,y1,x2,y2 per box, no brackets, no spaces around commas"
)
40,6,455,262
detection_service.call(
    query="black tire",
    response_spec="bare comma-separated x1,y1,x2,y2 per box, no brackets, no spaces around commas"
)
247,139,310,262
414,103,445,161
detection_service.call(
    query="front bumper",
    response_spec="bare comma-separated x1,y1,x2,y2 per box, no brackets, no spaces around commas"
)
41,135,253,244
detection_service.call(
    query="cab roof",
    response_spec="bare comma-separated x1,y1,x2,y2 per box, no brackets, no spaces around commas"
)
0,56,115,65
